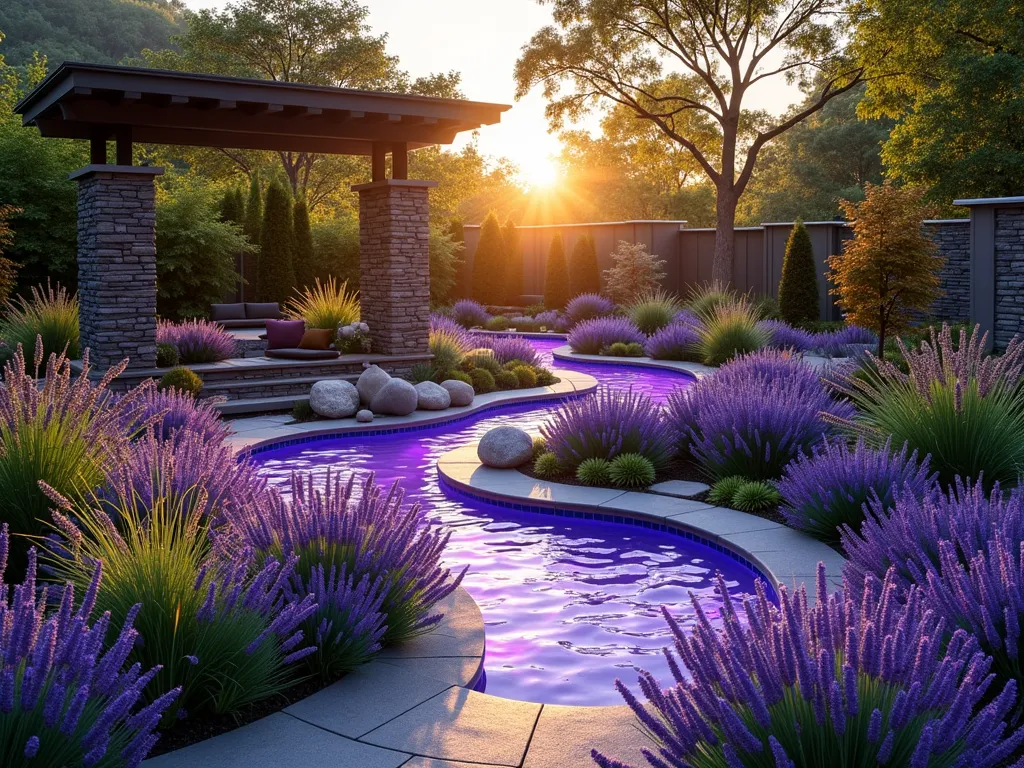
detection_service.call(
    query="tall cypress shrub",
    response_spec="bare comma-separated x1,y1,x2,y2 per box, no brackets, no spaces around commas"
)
258,180,296,305
778,219,820,325
219,187,246,301
471,212,506,306
502,219,523,304
447,218,468,300
292,196,315,292
568,233,600,297
544,232,570,310
242,174,262,301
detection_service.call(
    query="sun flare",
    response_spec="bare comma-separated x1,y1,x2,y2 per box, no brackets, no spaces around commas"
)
521,155,560,189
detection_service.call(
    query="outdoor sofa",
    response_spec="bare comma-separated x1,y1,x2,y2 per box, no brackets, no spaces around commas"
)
210,302,283,329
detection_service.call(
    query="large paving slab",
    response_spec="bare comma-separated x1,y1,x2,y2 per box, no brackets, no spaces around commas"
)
649,479,710,498
361,687,542,766
378,656,482,687
524,705,651,768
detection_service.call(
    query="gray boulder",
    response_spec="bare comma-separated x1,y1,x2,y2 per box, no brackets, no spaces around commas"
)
415,381,451,410
309,379,360,419
356,409,374,423
441,379,474,407
357,365,391,406
370,378,418,416
477,426,534,468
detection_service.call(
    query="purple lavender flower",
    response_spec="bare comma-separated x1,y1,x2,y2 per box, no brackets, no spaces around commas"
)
778,436,936,544
135,385,228,443
758,319,815,352
532,309,563,330
228,471,466,645
565,293,615,327
469,334,540,366
645,321,701,360
430,313,474,356
157,319,235,363
0,524,178,767
592,565,1022,768
668,350,853,480
811,325,878,357
541,387,675,470
451,299,491,328
568,316,646,355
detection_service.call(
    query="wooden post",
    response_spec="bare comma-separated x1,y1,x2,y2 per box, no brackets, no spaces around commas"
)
371,142,387,182
115,126,133,166
391,142,408,180
90,132,107,164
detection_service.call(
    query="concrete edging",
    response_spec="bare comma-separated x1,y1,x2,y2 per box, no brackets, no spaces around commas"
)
550,344,714,379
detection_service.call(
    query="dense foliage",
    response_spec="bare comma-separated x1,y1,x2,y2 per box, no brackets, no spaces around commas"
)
543,232,570,310
602,241,666,304
568,233,600,297
471,212,506,306
0,282,79,366
777,219,819,325
258,181,296,305
567,316,646,354
157,319,235,364
285,277,359,338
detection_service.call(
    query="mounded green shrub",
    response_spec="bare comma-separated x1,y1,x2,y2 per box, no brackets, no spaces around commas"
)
159,366,203,396
544,233,570,310
485,316,510,331
778,220,820,325
409,363,436,384
533,451,562,478
472,212,506,305
731,480,782,512
603,341,646,357
568,233,600,297
156,342,179,368
494,370,519,390
462,353,502,375
576,457,612,486
511,365,537,388
292,399,316,421
608,453,656,487
443,369,473,385
627,289,681,335
532,435,548,458
708,475,745,506
469,367,495,394
535,369,558,386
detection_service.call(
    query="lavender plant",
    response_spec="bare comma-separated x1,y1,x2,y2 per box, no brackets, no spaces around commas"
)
565,293,615,326
668,350,852,480
567,316,646,355
156,319,235,364
644,321,700,360
541,387,675,471
470,334,541,366
451,299,491,328
0,525,179,767
757,319,815,352
429,314,474,373
830,323,1024,488
593,566,1024,768
135,385,228,444
811,324,877,357
229,471,465,646
778,436,935,545
532,309,565,331
45,478,317,725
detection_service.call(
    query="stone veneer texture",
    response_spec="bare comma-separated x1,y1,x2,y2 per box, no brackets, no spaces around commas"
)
995,207,1024,350
927,220,971,324
357,183,431,356
76,170,159,369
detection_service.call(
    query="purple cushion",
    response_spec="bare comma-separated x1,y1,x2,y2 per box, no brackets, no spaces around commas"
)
245,302,283,320
210,303,246,321
265,319,305,350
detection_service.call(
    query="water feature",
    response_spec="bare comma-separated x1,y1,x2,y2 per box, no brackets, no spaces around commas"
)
252,337,767,705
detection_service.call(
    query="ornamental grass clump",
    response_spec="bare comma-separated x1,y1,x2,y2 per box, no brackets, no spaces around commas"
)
694,299,769,366
731,480,781,511
156,319,235,364
593,566,1024,768
231,471,466,647
608,453,656,487
451,299,490,328
644,321,701,360
541,387,674,471
567,316,646,355
668,349,853,480
0,525,179,768
0,342,148,578
565,292,615,327
626,289,682,335
830,323,1024,489
685,282,738,322
779,436,936,545
429,314,474,374
45,480,316,726
470,334,540,366
576,457,611,486
0,281,80,366
284,276,359,336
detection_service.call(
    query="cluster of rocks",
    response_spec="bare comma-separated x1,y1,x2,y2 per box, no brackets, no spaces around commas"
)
307,364,475,421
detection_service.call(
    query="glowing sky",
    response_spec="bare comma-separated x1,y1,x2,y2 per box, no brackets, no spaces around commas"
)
183,0,802,187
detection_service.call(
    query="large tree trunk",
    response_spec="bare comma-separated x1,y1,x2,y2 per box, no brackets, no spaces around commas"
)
712,186,738,286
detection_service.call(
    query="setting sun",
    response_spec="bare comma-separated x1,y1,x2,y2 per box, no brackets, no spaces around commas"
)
520,155,561,189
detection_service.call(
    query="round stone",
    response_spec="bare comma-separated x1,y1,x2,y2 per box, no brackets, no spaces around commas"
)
477,426,534,468
356,364,391,406
356,409,374,423
414,380,451,410
308,379,360,419
370,378,418,416
440,379,474,407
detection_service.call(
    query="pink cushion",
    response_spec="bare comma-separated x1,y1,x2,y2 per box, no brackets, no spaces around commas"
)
265,319,305,350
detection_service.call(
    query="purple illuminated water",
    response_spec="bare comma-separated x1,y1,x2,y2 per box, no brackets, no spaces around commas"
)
252,337,766,705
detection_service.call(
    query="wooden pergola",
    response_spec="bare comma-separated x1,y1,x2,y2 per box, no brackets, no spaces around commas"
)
16,62,509,369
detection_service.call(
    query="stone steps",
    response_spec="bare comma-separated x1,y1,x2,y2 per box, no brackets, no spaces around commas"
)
200,373,358,401
216,394,309,416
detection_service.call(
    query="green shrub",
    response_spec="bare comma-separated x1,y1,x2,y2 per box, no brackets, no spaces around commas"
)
469,367,495,394
409,363,436,384
533,451,562,478
532,435,548,457
695,301,769,366
511,365,538,388
576,457,612,486
535,368,558,386
608,453,656,487
544,233,570,310
485,316,510,331
443,369,473,385
626,289,682,335
568,233,601,297
686,282,739,322
603,341,646,357
285,276,359,340
429,325,471,374
258,180,297,305
160,366,203,396
753,294,782,320
156,342,179,368
778,220,820,325
708,476,746,506
494,370,519,390
503,219,524,303
471,212,506,305
292,399,316,422
0,282,79,367
462,353,502,375
292,196,315,291
731,480,782,512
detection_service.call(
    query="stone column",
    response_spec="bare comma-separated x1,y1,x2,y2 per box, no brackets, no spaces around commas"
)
70,164,163,370
352,179,437,356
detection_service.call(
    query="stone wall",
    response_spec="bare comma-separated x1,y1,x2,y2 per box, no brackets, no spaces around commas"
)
927,220,972,323
355,180,433,357
994,207,1024,349
74,167,161,370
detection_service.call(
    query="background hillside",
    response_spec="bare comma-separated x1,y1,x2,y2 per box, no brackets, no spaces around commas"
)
0,0,183,66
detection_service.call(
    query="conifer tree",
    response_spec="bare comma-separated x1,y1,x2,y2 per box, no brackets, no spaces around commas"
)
502,218,523,304
242,174,262,301
220,187,245,225
258,180,296,305
447,218,468,299
568,233,600,297
778,219,820,325
471,212,506,305
292,196,315,292
544,232,570,310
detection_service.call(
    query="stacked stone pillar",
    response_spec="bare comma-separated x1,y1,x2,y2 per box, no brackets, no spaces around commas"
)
353,179,436,356
71,165,162,370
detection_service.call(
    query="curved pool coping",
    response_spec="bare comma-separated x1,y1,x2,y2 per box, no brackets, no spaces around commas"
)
436,443,846,606
551,343,715,379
